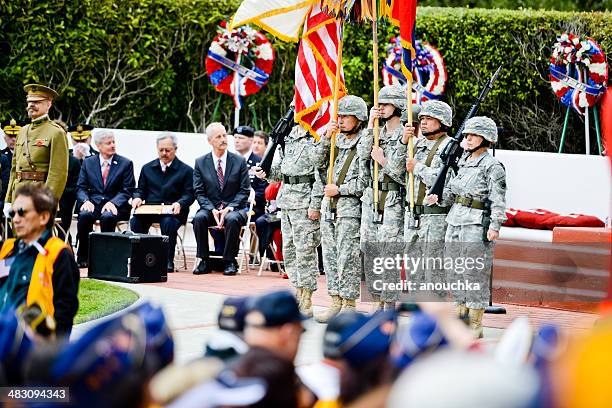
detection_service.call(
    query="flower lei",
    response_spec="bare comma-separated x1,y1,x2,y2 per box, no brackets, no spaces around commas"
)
549,33,608,114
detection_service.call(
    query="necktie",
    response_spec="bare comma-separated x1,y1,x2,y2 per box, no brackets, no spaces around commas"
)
102,161,110,186
217,159,224,189
161,163,167,173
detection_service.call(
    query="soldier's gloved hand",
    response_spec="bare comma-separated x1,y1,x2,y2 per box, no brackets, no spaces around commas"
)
3,203,11,218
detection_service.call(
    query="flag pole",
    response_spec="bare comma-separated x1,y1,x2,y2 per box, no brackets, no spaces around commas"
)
328,22,344,185
407,77,415,212
372,1,380,214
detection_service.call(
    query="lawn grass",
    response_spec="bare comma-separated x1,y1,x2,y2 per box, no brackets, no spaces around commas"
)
75,279,139,324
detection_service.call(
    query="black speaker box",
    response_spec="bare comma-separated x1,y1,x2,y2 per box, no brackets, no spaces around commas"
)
88,232,168,283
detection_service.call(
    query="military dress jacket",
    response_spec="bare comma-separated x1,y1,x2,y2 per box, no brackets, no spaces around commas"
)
5,115,68,201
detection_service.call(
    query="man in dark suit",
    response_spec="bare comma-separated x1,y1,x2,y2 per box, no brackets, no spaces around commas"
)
130,133,195,273
76,130,135,267
233,125,268,219
193,122,250,276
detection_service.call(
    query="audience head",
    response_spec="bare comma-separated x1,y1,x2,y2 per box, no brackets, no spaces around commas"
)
94,129,116,159
12,184,57,240
204,296,251,361
68,123,94,146
24,84,57,120
233,125,255,156
1,119,25,150
244,291,305,361
206,122,228,155
252,131,268,157
156,132,178,165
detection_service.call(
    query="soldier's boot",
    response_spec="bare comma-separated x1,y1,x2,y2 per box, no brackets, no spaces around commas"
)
456,304,469,326
315,295,342,323
468,308,485,339
300,288,314,318
370,295,384,312
383,301,396,311
342,298,357,312
296,287,304,309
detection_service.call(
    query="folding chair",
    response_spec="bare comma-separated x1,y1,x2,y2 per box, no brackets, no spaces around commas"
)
257,228,285,276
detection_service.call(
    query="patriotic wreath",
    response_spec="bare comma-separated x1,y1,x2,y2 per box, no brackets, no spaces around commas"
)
549,33,608,114
382,37,447,105
206,22,274,105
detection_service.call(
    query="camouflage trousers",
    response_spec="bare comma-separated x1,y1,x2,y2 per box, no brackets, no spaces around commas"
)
403,210,448,243
361,200,404,302
321,216,361,300
281,209,321,291
445,224,493,309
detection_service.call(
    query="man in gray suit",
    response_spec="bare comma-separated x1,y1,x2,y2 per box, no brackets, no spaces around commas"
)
192,123,250,276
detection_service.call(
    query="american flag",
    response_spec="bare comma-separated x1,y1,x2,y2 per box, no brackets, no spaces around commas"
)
294,3,346,140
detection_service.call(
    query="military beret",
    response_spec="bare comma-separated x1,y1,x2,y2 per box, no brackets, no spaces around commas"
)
245,290,305,328
218,296,250,332
24,83,59,101
390,311,448,370
68,123,94,141
233,125,255,138
1,118,27,135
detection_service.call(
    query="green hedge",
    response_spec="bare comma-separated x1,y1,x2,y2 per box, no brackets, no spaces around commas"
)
0,2,610,153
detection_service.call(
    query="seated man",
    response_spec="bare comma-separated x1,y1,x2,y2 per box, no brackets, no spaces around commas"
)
0,184,79,337
192,122,250,276
233,125,267,218
130,133,195,273
76,130,135,267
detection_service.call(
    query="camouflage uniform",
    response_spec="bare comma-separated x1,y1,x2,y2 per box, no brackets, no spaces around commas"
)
443,116,507,337
359,85,406,303
318,96,367,305
268,125,322,296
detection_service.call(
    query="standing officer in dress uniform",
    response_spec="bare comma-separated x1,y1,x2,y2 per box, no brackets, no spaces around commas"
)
427,116,507,338
315,95,368,322
358,84,406,311
254,125,322,318
4,84,68,209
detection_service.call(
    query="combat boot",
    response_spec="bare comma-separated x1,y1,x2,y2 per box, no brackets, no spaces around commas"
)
371,295,384,312
342,298,356,312
468,308,485,339
300,288,314,318
296,287,304,308
456,304,469,326
315,295,342,323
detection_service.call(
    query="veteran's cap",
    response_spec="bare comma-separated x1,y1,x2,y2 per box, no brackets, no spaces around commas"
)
218,296,250,332
24,83,59,102
1,118,26,135
245,290,305,328
68,123,94,141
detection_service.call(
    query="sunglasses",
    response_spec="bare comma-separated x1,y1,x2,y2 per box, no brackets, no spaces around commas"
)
8,208,31,218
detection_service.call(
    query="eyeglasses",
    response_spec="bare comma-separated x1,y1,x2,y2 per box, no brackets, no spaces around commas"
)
8,208,31,218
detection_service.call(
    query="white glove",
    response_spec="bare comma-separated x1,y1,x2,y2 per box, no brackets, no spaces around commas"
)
3,203,11,217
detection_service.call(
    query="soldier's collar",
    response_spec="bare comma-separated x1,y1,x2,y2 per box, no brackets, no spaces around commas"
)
464,150,490,166
31,114,50,126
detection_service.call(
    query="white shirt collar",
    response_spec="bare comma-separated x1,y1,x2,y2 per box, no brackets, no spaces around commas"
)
160,159,173,169
99,154,114,167
213,150,228,164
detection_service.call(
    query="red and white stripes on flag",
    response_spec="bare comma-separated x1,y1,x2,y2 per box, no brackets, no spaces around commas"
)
294,4,346,140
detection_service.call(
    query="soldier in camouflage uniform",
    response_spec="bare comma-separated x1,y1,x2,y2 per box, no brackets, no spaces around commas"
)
5,84,68,205
254,125,322,318
428,116,507,338
358,85,406,310
314,95,367,322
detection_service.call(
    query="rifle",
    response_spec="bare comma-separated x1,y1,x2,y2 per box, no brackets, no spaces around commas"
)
258,106,295,175
428,65,503,198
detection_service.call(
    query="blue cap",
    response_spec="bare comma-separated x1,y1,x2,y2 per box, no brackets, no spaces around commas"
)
245,291,305,327
0,308,33,383
218,296,250,332
323,311,366,360
50,302,173,406
390,312,448,370
326,310,395,368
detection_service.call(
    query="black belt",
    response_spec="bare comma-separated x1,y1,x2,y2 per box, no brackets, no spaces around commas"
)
412,205,451,215
370,180,400,192
455,196,487,210
282,175,314,184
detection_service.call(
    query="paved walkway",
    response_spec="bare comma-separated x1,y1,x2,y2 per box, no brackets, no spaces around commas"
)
73,254,599,364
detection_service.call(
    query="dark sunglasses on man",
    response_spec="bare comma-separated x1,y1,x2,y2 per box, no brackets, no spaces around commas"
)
8,208,30,218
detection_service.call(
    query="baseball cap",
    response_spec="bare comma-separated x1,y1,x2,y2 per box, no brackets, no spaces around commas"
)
245,291,305,328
